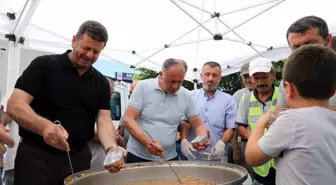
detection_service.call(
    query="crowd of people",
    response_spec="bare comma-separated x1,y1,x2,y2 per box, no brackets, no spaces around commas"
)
0,15,335,185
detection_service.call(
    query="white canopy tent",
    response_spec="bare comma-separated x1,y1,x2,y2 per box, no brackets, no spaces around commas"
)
1,0,336,100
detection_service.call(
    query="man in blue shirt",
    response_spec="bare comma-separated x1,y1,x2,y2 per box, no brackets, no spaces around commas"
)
180,61,237,161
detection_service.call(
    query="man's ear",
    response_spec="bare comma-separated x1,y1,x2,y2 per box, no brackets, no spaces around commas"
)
284,81,296,100
158,71,163,79
71,35,77,48
326,34,332,47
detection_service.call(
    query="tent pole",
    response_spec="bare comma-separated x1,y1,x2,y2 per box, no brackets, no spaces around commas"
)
133,18,212,67
213,0,219,33
30,23,71,43
13,0,41,37
170,0,215,36
176,0,213,15
135,17,212,53
12,0,30,33
220,0,283,16
218,46,290,68
169,36,271,48
3,0,41,100
220,0,285,37
3,41,19,101
193,68,198,90
217,18,264,56
194,82,197,90
135,0,284,68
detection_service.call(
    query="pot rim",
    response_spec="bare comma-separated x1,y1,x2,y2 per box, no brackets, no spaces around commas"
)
64,161,248,185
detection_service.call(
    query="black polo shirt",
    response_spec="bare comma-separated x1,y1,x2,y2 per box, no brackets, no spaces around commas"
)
15,50,110,152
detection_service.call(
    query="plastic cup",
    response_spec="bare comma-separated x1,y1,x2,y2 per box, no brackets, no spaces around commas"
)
190,134,209,145
104,146,124,168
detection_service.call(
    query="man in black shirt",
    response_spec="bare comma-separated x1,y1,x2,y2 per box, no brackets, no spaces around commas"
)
6,20,126,185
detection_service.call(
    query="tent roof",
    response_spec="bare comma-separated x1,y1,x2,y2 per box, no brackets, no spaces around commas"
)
1,0,336,81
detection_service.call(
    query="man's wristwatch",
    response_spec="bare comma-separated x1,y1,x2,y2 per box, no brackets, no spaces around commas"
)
105,144,118,154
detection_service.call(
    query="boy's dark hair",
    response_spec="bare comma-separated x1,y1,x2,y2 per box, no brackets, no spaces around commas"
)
283,44,336,100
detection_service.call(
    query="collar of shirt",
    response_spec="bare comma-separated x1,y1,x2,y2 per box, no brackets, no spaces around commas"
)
62,50,93,77
202,88,219,101
153,77,179,96
253,84,275,103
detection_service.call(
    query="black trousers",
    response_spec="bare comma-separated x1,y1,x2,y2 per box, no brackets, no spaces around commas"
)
254,167,276,185
14,142,92,185
126,152,179,163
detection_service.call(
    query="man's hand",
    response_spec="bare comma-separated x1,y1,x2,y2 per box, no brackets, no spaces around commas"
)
146,140,164,158
42,124,70,151
181,139,196,160
104,147,128,173
211,140,226,157
0,126,14,148
117,125,124,136
258,110,272,128
116,133,126,148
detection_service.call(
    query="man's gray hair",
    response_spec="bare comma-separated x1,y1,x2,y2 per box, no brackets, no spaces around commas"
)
162,58,188,72
76,20,108,46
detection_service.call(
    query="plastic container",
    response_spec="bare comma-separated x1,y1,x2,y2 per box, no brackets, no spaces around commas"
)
103,146,124,167
190,134,209,145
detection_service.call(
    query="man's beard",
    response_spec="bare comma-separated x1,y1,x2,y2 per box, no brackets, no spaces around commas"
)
204,82,218,92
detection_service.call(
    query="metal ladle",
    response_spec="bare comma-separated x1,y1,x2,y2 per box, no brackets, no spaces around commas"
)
54,120,76,185
144,130,182,183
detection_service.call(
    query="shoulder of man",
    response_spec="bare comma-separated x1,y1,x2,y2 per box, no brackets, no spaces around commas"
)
131,78,153,95
35,53,63,64
139,78,154,88
217,90,233,97
242,90,252,105
24,53,63,72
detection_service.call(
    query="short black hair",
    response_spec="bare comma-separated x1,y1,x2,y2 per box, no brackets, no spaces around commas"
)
76,20,108,46
203,61,222,71
283,44,336,100
286,16,329,42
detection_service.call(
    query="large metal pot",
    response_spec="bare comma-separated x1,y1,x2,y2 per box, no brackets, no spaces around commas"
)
64,161,248,185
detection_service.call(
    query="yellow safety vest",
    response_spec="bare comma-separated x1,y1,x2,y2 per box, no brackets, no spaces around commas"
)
243,87,279,177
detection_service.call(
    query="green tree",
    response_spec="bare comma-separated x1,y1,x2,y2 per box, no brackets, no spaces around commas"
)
218,73,243,95
272,59,285,86
132,68,158,80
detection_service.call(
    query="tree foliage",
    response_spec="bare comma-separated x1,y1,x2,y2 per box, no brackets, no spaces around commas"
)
132,68,158,80
272,59,285,86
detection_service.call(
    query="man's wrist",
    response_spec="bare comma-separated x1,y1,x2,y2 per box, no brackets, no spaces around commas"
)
105,144,118,154
180,136,187,141
139,131,152,149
